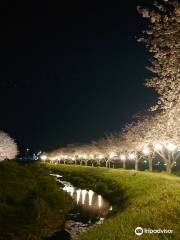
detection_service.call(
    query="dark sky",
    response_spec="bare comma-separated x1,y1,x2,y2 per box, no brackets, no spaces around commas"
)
0,0,157,153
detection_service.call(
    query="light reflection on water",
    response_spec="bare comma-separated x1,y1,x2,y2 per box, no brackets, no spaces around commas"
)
49,173,112,239
49,173,112,222
62,182,111,219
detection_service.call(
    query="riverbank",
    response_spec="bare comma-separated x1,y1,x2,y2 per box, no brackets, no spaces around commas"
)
0,161,72,240
45,164,180,240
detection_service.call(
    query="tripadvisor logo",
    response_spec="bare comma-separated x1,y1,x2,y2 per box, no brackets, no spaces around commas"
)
135,227,143,236
135,227,173,236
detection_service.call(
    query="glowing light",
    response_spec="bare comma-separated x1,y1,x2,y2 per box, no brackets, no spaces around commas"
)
120,154,126,160
109,152,115,159
166,143,176,151
90,154,94,159
63,186,74,196
142,147,150,155
88,190,94,206
129,153,135,160
98,195,102,208
76,189,81,204
154,143,162,151
98,154,104,159
82,190,87,204
40,155,47,160
83,154,87,159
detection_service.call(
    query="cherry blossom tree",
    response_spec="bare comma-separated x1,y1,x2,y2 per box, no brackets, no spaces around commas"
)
138,0,180,111
0,131,18,161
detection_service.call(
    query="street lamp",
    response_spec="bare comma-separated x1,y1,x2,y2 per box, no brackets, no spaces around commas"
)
129,153,135,160
41,155,47,160
120,154,126,160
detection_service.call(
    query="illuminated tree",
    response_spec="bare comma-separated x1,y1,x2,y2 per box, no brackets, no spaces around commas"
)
146,109,180,173
138,0,180,111
0,131,18,161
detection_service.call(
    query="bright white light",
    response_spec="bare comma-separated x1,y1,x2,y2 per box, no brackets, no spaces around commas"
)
76,189,81,204
40,155,47,160
154,143,162,151
90,154,94,159
166,143,176,151
142,147,150,155
82,190,87,204
109,152,115,159
83,154,87,159
129,153,135,160
64,186,74,196
98,195,102,208
120,154,126,160
88,190,94,206
98,154,104,159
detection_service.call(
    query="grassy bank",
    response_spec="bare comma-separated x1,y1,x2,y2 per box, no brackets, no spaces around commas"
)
0,161,72,240
45,164,180,240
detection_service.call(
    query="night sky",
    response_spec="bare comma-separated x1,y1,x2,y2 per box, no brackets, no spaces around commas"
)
0,1,157,153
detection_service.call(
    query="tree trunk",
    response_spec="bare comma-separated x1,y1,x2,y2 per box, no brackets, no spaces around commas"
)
123,160,126,169
135,159,139,171
166,163,172,173
106,161,108,168
149,159,153,171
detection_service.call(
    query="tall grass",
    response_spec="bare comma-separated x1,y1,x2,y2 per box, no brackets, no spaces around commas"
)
0,161,72,240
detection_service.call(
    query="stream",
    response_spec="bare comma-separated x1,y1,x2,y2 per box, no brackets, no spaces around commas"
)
46,173,112,240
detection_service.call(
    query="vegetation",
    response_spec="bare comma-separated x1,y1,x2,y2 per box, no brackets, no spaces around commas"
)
0,131,18,161
0,161,72,240
45,164,180,240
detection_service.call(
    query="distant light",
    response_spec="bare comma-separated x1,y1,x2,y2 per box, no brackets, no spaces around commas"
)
166,143,176,151
98,154,104,159
90,154,94,159
109,152,115,159
129,153,135,160
83,154,87,159
142,147,150,155
41,155,47,160
120,154,126,160
154,143,162,151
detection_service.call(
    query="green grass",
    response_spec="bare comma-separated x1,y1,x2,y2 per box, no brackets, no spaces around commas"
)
0,161,72,240
45,164,180,240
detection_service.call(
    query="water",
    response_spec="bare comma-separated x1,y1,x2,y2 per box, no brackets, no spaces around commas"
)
48,173,112,239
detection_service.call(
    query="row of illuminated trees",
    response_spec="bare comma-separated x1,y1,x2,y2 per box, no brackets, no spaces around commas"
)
41,0,180,173
41,108,180,173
